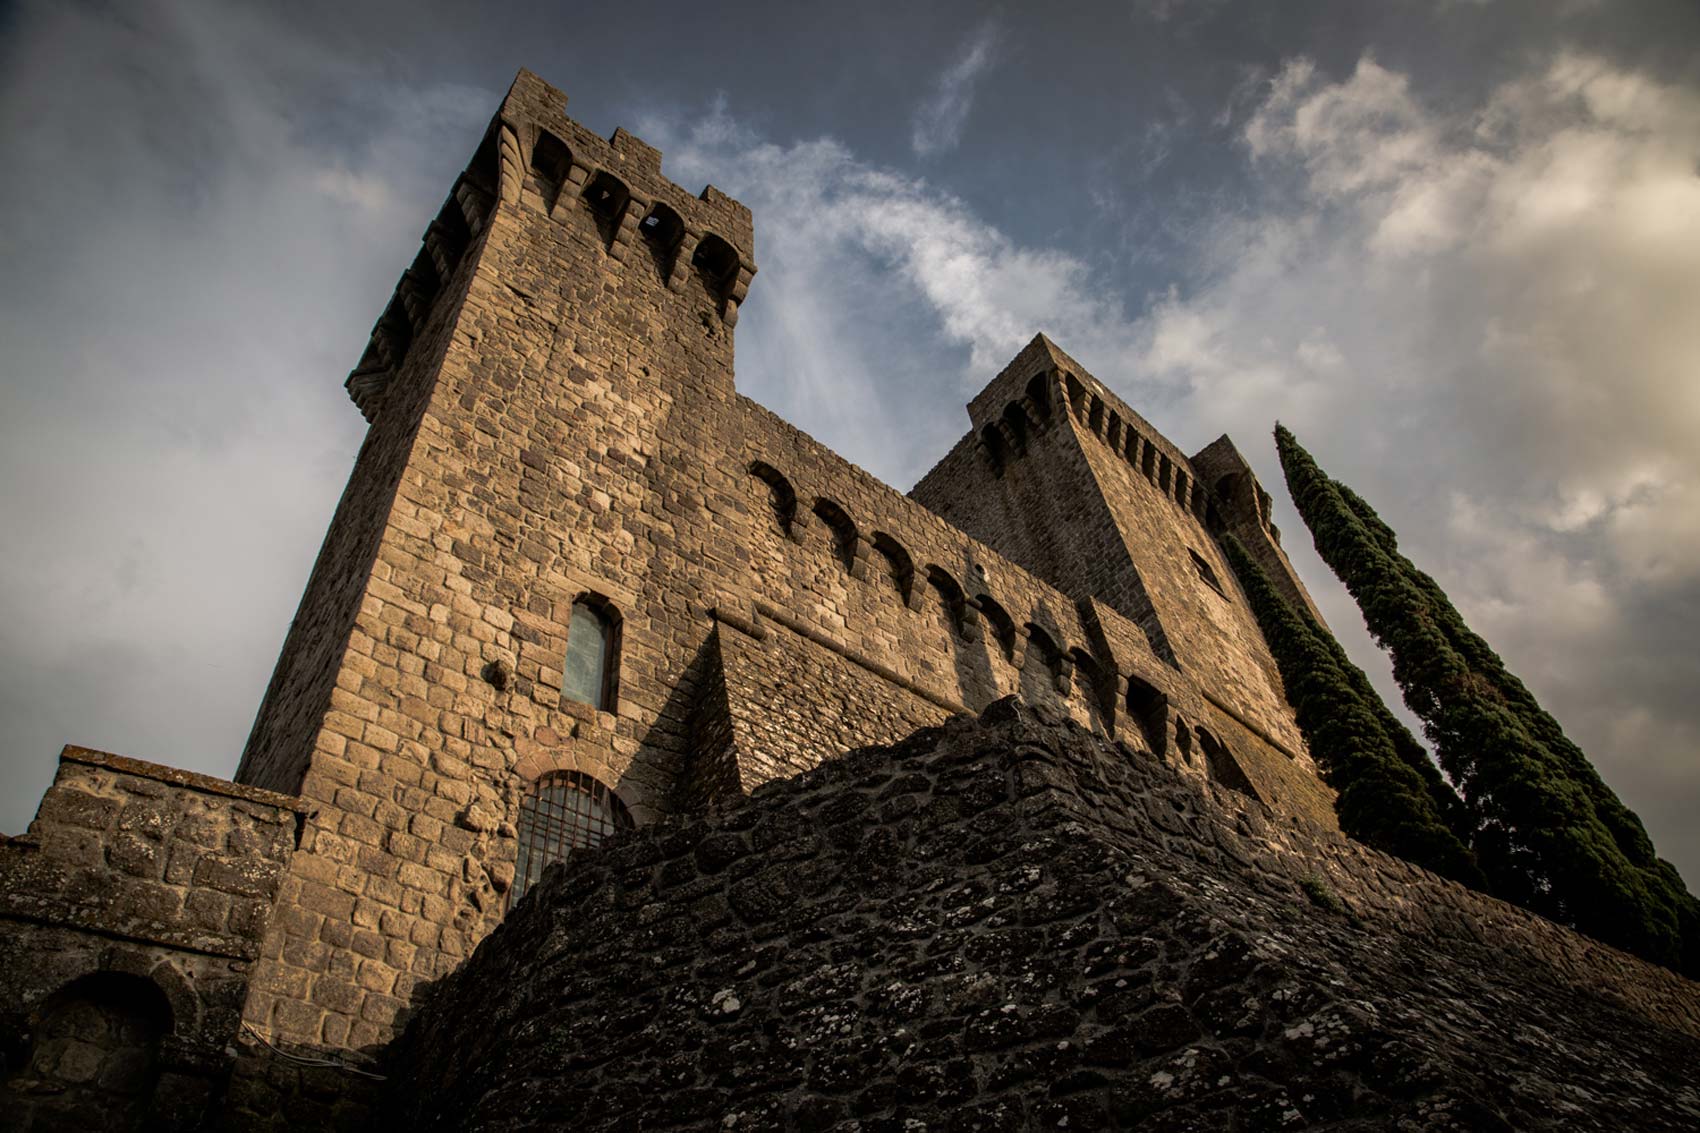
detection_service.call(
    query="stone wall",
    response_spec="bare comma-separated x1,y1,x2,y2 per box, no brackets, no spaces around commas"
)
1,747,302,1130
389,700,1700,1131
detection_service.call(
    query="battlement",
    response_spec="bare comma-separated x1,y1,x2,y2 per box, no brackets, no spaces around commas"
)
345,69,757,422
963,335,1215,527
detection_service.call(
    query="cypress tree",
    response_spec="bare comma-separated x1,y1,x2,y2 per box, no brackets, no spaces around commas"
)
1335,483,1658,864
1275,424,1699,974
1222,535,1484,889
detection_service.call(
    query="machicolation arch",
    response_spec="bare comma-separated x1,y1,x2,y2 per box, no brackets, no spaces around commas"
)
582,170,632,250
692,234,740,303
812,498,862,575
872,532,918,607
748,460,799,537
529,130,573,213
640,203,685,279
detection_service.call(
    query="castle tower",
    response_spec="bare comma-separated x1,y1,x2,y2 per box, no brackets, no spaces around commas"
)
912,335,1334,820
226,70,759,1083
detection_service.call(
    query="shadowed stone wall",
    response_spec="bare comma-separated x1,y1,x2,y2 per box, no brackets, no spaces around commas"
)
0,748,303,1130
391,700,1700,1132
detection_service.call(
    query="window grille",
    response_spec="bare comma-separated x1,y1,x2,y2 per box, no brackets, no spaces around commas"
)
510,771,632,907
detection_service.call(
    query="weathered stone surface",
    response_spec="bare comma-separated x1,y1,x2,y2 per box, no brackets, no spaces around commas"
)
0,749,303,1130
391,701,1700,1131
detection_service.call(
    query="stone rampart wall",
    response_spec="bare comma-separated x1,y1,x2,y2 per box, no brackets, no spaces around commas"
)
389,700,1700,1131
1,748,302,1129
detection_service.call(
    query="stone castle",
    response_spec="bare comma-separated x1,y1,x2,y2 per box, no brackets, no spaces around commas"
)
5,70,1697,1131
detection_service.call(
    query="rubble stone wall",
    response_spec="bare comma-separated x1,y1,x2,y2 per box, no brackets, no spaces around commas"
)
0,748,302,1130
390,701,1700,1132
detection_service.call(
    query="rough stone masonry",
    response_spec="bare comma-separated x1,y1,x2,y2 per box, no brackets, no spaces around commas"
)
392,700,1700,1131
3,66,1696,1131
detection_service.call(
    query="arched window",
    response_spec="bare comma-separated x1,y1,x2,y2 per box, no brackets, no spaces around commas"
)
1188,548,1227,598
562,598,618,711
511,771,633,907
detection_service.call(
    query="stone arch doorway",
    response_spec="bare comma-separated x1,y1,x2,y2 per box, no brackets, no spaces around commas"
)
4,971,173,1131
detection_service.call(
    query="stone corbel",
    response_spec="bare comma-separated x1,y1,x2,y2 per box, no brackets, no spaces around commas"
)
670,230,702,292
606,195,647,264
497,122,524,209
996,419,1024,457
397,269,434,332
1053,653,1075,696
1009,625,1031,674
1024,393,1049,432
847,534,871,583
423,222,459,281
560,160,593,219
454,178,494,236
723,261,757,327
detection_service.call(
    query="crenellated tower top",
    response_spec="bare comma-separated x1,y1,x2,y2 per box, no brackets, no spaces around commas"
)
345,68,757,422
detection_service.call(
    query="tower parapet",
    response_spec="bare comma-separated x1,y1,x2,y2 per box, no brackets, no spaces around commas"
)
345,69,756,423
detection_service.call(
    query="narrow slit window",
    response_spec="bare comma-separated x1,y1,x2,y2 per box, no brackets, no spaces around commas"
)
1189,548,1227,597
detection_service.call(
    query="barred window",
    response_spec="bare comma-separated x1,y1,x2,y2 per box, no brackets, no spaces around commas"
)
562,598,617,710
510,771,632,907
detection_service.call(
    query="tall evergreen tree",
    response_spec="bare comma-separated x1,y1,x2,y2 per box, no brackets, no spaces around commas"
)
1275,424,1699,975
1335,483,1658,863
1222,535,1484,889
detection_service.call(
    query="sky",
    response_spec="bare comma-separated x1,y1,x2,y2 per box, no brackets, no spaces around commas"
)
2,0,1698,882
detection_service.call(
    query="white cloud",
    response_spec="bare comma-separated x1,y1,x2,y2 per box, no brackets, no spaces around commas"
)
910,21,1003,158
1135,50,1700,881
